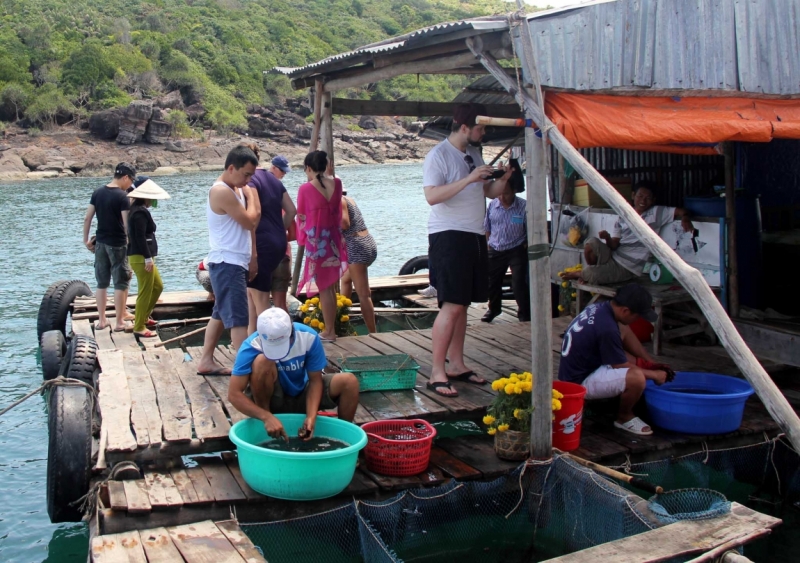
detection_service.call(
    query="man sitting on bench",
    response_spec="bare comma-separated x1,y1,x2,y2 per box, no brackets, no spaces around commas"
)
562,180,694,285
558,283,674,436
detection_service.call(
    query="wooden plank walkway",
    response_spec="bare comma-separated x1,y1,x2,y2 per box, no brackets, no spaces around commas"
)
91,519,266,563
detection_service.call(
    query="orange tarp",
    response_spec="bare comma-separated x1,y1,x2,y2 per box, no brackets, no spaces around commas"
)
544,93,800,155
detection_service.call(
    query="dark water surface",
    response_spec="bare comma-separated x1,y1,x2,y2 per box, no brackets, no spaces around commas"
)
0,164,429,561
258,436,350,453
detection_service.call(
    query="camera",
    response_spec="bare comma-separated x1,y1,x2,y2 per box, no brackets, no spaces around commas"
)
487,169,506,179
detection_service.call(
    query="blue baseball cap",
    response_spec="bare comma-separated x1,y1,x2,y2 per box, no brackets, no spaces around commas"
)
271,155,290,173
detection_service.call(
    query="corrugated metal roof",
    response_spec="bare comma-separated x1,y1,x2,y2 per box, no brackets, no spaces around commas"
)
274,0,800,96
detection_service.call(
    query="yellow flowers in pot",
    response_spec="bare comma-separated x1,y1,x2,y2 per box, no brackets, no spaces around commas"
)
483,371,563,435
300,293,356,337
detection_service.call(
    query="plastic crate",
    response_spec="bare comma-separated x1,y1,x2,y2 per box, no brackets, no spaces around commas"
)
361,419,437,476
339,354,419,392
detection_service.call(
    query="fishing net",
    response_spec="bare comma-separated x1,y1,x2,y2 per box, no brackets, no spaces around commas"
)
646,489,730,524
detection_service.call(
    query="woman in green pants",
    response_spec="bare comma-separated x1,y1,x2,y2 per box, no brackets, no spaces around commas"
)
126,178,170,337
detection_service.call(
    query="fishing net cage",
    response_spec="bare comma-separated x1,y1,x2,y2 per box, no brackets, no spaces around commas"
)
240,437,800,563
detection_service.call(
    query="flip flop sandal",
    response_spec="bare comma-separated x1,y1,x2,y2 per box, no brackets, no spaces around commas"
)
426,381,459,397
614,417,653,436
134,330,158,338
145,318,158,328
447,370,487,385
196,367,232,376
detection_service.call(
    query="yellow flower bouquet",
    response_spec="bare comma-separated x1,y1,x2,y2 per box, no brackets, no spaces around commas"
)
556,263,582,314
483,372,564,436
300,293,357,337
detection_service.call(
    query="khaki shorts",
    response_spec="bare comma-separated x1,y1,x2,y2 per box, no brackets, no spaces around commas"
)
268,372,337,414
270,256,291,293
581,238,638,285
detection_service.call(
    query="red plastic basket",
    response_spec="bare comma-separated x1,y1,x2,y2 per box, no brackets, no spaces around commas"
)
361,419,437,476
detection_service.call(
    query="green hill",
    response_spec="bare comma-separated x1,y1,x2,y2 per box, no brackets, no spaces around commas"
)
0,0,508,132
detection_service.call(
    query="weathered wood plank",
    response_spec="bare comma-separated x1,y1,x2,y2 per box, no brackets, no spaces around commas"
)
143,470,184,510
221,452,264,502
97,350,137,453
435,435,520,480
183,346,246,425
184,467,216,505
112,330,141,351
167,520,247,563
122,480,152,514
546,502,779,563
95,325,117,351
215,520,268,563
169,468,202,505
91,530,147,563
75,290,213,311
71,318,95,338
139,527,185,562
168,348,231,440
142,351,193,443
429,446,482,480
123,351,163,448
195,456,247,503
107,481,128,512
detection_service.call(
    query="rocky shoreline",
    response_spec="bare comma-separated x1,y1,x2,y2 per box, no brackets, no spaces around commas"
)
0,102,436,182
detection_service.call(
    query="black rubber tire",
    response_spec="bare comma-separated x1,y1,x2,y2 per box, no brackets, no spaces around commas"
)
37,280,92,342
399,255,429,275
63,335,98,384
41,330,67,381
47,385,93,523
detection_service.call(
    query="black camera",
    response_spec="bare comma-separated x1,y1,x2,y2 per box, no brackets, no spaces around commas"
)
487,169,506,179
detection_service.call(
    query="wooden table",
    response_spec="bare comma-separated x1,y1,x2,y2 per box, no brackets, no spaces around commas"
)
571,281,718,354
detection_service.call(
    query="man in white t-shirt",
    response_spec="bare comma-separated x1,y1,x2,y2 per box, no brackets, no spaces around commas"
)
562,181,694,285
421,103,512,398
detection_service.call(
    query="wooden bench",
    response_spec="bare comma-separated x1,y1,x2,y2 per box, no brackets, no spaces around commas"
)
571,281,718,354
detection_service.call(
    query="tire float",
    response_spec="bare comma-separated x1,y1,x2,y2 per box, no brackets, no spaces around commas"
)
40,330,67,381
398,255,428,275
37,280,92,341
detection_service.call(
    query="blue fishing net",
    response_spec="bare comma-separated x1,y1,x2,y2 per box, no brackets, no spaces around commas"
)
647,488,731,524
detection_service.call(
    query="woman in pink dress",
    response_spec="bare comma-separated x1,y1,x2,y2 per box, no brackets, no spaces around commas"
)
296,150,348,341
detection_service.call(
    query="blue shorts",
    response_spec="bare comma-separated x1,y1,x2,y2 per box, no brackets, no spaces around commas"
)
209,262,249,329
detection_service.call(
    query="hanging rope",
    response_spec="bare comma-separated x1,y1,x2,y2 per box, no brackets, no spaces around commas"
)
0,376,95,417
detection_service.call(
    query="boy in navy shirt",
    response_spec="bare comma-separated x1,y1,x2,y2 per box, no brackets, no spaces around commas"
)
229,308,360,441
558,283,673,436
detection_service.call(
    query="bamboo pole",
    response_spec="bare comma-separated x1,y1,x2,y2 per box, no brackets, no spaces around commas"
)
466,41,800,453
724,142,739,317
508,4,553,459
564,453,664,495
153,325,207,348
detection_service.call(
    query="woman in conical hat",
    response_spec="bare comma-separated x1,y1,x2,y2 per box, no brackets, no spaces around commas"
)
126,177,170,338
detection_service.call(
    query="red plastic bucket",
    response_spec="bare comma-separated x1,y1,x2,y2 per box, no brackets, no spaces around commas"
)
552,381,587,452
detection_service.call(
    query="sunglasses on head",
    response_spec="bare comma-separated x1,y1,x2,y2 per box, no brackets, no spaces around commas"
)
464,154,476,173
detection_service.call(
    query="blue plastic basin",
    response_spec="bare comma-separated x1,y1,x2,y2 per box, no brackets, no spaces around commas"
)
644,372,754,434
229,415,367,500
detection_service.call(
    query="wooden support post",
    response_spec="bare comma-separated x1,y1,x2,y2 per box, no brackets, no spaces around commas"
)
466,40,800,453
508,3,553,459
318,90,334,157
724,142,739,317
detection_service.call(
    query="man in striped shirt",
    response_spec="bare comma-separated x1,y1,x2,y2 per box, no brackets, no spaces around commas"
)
483,184,530,322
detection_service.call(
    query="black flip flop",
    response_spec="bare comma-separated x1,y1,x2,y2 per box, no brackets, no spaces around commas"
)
426,381,459,397
447,370,487,386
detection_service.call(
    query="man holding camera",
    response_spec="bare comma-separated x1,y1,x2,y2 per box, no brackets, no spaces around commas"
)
483,182,530,322
421,103,512,398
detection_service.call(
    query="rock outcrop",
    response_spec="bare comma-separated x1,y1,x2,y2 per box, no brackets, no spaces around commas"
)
145,108,173,144
18,146,48,169
117,101,154,145
89,109,122,140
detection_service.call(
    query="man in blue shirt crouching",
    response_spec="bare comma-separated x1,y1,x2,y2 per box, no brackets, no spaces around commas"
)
228,308,360,441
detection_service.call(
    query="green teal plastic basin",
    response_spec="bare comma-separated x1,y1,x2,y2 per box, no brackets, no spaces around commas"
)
229,414,367,500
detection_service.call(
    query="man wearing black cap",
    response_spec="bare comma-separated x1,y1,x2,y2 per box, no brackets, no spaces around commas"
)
421,102,513,398
558,283,674,436
82,162,137,331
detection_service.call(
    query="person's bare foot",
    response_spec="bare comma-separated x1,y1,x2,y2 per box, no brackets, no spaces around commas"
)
319,331,337,342
196,360,231,376
95,320,110,330
426,375,458,397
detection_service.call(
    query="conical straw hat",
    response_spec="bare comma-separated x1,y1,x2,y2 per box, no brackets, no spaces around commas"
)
127,179,170,200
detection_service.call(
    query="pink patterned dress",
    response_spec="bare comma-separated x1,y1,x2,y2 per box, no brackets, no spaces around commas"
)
296,178,348,296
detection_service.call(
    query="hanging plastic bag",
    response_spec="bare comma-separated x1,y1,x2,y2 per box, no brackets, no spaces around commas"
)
559,206,590,247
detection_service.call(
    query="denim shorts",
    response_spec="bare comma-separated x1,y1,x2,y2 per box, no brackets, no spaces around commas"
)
209,262,249,329
95,242,130,290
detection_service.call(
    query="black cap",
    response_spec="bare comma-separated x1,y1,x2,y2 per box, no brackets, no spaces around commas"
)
114,162,137,179
613,283,658,323
453,103,487,128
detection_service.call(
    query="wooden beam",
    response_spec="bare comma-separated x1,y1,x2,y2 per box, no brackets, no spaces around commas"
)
467,43,800,453
330,99,522,118
324,48,512,92
724,142,739,316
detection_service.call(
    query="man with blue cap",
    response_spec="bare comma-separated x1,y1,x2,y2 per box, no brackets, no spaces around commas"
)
228,308,360,441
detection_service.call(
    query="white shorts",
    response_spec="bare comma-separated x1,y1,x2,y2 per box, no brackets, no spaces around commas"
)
582,365,629,400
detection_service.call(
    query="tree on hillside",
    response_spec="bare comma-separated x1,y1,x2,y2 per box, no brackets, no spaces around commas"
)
62,42,115,99
0,83,31,121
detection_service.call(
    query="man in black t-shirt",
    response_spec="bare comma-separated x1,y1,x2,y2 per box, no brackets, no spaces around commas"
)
558,283,672,437
82,163,136,331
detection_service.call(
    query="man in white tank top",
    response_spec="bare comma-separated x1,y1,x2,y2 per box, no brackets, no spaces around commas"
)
197,146,261,375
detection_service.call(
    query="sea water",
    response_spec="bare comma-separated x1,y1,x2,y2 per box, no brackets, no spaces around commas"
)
0,164,430,561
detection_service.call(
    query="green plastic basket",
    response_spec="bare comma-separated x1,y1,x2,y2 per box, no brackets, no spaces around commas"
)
340,354,419,392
